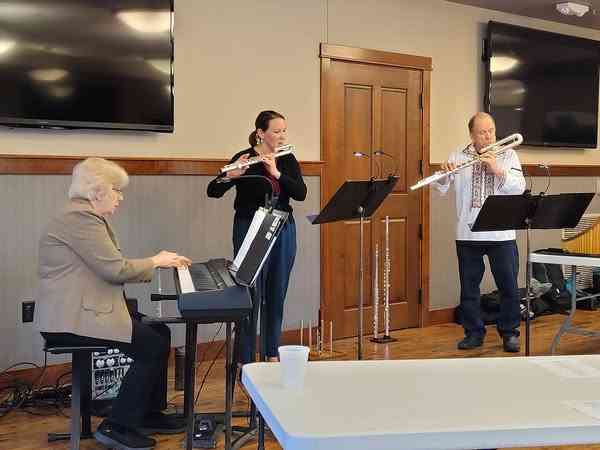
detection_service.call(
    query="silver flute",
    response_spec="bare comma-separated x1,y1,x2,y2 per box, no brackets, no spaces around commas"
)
220,144,295,174
372,243,380,339
383,216,391,337
410,133,523,191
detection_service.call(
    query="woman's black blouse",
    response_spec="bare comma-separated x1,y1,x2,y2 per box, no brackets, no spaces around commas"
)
207,147,307,218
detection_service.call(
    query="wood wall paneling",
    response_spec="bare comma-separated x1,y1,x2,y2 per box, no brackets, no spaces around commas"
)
0,155,324,176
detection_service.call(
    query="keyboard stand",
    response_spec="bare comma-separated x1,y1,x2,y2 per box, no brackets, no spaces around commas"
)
226,265,270,450
141,316,241,450
154,206,288,449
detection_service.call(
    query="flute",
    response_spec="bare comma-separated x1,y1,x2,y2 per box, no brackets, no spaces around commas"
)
410,133,522,191
220,144,294,174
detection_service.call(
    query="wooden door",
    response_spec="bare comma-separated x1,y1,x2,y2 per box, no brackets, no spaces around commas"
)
321,45,431,339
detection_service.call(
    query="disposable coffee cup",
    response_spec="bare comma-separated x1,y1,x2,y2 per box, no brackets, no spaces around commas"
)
278,345,310,389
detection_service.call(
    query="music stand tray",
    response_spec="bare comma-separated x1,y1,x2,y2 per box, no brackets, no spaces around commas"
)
312,177,398,225
312,177,399,359
471,193,594,232
471,193,594,355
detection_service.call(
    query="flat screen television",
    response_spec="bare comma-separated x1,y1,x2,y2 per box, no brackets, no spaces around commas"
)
0,0,174,132
485,21,599,148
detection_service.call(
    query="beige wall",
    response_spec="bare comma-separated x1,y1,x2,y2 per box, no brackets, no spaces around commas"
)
3,0,600,164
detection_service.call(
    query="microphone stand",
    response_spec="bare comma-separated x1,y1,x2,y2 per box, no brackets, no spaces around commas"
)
374,150,400,177
352,151,400,359
524,164,551,357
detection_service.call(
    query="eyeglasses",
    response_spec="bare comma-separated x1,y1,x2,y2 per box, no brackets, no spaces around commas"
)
112,187,124,198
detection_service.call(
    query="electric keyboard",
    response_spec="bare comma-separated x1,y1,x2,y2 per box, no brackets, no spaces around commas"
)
174,258,252,321
152,208,288,322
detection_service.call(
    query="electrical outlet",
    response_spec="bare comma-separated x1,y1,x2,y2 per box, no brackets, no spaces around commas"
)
22,300,35,323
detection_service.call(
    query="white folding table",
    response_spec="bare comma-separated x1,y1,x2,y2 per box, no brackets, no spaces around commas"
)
243,356,600,450
530,251,600,353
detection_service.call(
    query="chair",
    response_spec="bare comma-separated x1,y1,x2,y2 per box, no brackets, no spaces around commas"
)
44,345,106,450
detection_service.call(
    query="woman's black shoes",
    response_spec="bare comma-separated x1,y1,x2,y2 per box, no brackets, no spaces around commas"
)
95,419,156,450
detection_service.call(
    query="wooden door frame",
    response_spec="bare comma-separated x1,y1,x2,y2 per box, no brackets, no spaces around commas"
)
319,43,434,329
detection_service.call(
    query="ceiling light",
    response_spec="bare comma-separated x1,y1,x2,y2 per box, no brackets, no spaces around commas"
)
490,56,519,73
556,2,590,17
47,85,74,99
116,11,171,33
148,59,171,75
0,40,15,55
29,68,69,82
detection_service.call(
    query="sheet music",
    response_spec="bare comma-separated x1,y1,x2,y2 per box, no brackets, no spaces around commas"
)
176,266,195,293
232,208,266,272
251,213,283,285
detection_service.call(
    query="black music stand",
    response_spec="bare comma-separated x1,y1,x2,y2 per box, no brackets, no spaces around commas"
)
471,192,594,356
228,206,288,450
312,177,399,360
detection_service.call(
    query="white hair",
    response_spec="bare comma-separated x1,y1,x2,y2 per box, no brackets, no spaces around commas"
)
68,157,129,200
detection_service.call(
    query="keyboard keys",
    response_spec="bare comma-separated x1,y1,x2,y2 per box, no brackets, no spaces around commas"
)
176,260,237,293
176,266,195,293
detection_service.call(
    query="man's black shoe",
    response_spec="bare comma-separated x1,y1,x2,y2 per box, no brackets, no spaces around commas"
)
457,335,484,350
503,335,520,353
137,411,187,435
95,419,156,450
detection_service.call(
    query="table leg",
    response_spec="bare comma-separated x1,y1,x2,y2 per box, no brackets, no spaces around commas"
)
258,413,265,450
550,266,577,354
184,322,198,450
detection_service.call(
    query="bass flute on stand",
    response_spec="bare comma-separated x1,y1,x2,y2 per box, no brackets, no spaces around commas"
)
410,133,523,191
220,144,294,174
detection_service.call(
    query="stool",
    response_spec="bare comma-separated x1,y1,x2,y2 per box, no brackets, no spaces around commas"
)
44,345,106,450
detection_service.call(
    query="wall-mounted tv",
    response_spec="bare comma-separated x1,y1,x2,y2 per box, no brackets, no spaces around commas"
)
0,0,174,133
485,21,599,148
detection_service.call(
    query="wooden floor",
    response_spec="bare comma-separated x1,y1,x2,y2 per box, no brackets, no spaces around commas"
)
3,311,600,450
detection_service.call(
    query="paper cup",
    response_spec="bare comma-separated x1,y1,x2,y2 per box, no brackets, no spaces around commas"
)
278,345,310,389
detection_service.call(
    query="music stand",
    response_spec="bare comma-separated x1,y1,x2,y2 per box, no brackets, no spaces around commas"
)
312,177,399,359
471,192,594,356
230,206,289,449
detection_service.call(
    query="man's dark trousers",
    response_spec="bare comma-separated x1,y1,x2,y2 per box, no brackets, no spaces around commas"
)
456,240,520,338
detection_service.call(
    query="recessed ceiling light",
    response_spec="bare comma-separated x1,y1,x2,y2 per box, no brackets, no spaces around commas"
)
556,2,590,17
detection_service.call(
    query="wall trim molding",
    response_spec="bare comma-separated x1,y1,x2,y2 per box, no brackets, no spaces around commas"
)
0,155,325,176
425,307,456,326
320,43,432,71
429,163,600,177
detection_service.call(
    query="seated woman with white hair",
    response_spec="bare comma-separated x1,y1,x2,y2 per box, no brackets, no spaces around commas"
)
35,157,191,450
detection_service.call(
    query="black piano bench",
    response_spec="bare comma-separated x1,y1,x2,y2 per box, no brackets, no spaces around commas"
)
44,345,107,450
